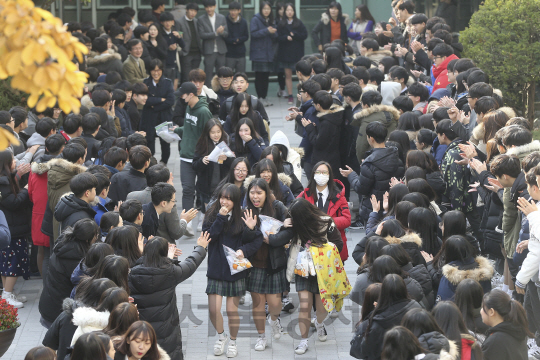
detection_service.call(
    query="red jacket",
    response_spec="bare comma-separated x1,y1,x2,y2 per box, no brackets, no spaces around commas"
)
28,163,50,247
431,54,459,92
297,179,351,261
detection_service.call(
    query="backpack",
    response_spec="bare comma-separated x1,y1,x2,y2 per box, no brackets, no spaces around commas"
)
207,97,221,117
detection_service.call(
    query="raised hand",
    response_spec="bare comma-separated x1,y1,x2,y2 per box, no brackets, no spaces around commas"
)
197,231,212,248
517,197,538,216
180,208,198,223
339,165,353,177
242,209,257,230
370,194,381,213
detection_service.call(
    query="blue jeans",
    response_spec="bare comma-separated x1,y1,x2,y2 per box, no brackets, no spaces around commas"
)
180,160,196,210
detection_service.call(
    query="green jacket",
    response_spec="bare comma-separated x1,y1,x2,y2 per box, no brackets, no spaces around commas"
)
174,96,213,160
350,104,399,163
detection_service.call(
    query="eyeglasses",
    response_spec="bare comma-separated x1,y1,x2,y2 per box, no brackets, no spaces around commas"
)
433,56,443,60
314,171,329,175
170,199,177,203
234,168,248,174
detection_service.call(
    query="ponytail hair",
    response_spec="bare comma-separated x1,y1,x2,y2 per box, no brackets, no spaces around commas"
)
482,289,533,337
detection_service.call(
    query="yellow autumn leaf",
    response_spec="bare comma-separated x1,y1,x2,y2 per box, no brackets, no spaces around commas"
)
0,127,19,151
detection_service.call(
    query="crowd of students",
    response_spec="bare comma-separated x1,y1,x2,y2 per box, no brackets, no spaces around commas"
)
4,0,540,360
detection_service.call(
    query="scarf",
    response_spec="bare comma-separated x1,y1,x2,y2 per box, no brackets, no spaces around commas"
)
309,242,351,312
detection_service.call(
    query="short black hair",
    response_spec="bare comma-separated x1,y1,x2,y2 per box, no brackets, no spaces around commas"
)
469,82,493,99
202,0,216,7
366,121,387,143
36,117,56,137
126,133,147,150
217,66,234,78
392,96,414,113
362,38,379,51
311,73,331,91
352,66,370,84
447,59,459,73
129,145,152,170
151,0,166,10
326,68,345,81
340,74,359,86
126,38,142,52
45,134,66,155
312,59,327,74
9,108,26,128
454,58,475,74
352,56,372,69
435,119,458,140
69,136,87,149
119,199,143,223
490,154,522,178
502,125,533,148
313,90,333,110
474,96,499,115
426,16,446,31
0,111,11,125
92,90,111,107
67,22,82,32
111,89,127,106
398,0,415,13
105,71,122,85
426,38,444,52
362,90,383,107
149,58,164,71
301,80,321,99
151,182,176,205
114,80,133,92
82,113,100,134
342,83,362,102
104,146,128,168
467,71,489,87
432,43,453,57
63,143,86,163
390,66,408,84
228,1,241,10
132,82,149,95
138,9,154,24
408,83,429,102
122,6,136,17
432,23,452,33
186,2,199,11
63,114,82,135
146,164,170,187
160,12,174,22
117,12,133,27
93,172,111,195
295,60,312,77
109,24,125,39
433,29,452,44
410,13,428,25
86,164,112,179
84,67,100,83
232,72,248,82
70,172,98,198
432,107,450,123
368,67,384,85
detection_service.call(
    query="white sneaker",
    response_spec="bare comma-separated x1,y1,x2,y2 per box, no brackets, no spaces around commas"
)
214,333,228,356
280,90,288,97
254,336,267,351
226,342,238,358
295,341,308,355
184,221,195,238
196,219,203,232
315,321,327,342
310,316,316,328
2,293,23,308
239,295,245,305
268,317,283,339
330,308,338,318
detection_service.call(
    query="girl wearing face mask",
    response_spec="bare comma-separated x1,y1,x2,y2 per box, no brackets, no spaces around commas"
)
298,161,351,263
246,159,294,207
145,23,167,65
224,93,269,144
244,178,288,351
203,184,263,358
114,320,165,360
193,119,234,231
229,118,267,167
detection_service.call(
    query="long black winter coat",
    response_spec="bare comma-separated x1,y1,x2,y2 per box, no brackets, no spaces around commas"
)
39,237,87,324
350,299,422,359
42,298,83,360
276,19,308,63
0,175,31,238
54,194,97,233
192,144,234,197
129,246,207,360
477,169,504,258
141,77,175,132
311,13,349,47
305,104,344,175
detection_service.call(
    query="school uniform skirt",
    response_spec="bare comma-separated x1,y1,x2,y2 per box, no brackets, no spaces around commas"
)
295,274,319,294
206,277,247,297
247,267,288,294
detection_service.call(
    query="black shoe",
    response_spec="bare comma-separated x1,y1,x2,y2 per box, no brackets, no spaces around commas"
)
349,219,365,230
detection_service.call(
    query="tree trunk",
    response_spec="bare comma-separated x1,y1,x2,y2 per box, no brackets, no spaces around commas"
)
528,81,536,128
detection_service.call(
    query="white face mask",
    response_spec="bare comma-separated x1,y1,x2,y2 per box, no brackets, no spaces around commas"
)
314,174,329,186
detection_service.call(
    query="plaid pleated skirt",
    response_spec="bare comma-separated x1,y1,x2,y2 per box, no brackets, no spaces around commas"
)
206,277,247,297
252,61,274,73
247,267,288,294
295,274,320,294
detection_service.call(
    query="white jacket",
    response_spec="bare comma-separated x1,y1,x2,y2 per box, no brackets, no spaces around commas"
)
516,208,540,288
269,130,303,180
70,307,110,346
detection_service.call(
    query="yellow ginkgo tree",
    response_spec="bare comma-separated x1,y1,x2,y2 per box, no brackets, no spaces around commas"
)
0,0,88,115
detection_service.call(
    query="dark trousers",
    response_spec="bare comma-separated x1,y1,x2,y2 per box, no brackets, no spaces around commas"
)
465,210,484,249
180,160,197,210
525,282,540,343
146,128,171,164
203,52,226,86
180,53,202,83
225,57,246,73
277,71,285,90
255,72,270,99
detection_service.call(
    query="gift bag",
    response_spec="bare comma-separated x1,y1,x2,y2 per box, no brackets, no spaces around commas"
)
294,249,310,278
208,141,235,164
259,215,283,235
155,121,181,143
223,245,252,275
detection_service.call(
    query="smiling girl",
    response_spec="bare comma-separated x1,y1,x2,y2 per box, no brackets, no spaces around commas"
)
114,321,164,360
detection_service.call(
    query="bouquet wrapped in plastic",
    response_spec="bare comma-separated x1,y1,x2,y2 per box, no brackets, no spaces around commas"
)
208,141,235,164
294,248,316,278
259,215,283,236
223,245,252,275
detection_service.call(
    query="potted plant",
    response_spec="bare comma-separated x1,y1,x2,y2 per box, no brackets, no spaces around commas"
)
0,298,20,358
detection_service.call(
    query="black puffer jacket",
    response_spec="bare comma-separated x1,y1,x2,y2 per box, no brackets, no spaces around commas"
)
403,262,435,309
305,104,344,176
418,331,459,360
350,299,422,359
477,169,504,258
347,146,405,223
42,298,83,360
129,247,207,360
426,171,446,200
385,233,426,267
54,194,97,233
0,175,31,238
39,237,87,324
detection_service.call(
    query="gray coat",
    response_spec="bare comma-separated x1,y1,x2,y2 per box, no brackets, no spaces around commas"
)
176,16,203,56
126,187,187,242
171,4,186,29
197,13,228,55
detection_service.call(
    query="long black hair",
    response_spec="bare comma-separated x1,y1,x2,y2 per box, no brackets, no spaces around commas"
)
361,236,389,271
381,326,427,360
401,308,443,338
397,112,420,132
260,146,284,172
389,130,411,155
274,1,285,24
407,178,436,202
482,289,533,337
234,118,261,154
194,118,228,157
325,46,348,73
75,277,117,307
380,243,412,268
279,3,300,28
92,254,130,293
105,225,142,268
142,236,172,268
57,218,100,255
254,159,283,202
395,200,416,227
229,93,255,131
369,255,406,282
408,207,440,255
386,183,409,217
246,177,275,220
306,161,339,200
432,301,472,353
287,198,333,246
367,274,410,335
441,210,467,240
361,283,382,322
215,157,250,194
259,1,274,24
326,1,343,21
83,242,115,277
455,279,486,333
205,183,244,235
0,150,18,194
356,4,375,24
380,219,406,238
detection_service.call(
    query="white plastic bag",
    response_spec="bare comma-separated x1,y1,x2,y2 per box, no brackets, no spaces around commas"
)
157,131,181,143
294,249,310,278
223,245,252,275
208,141,235,164
306,249,316,276
259,215,283,236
